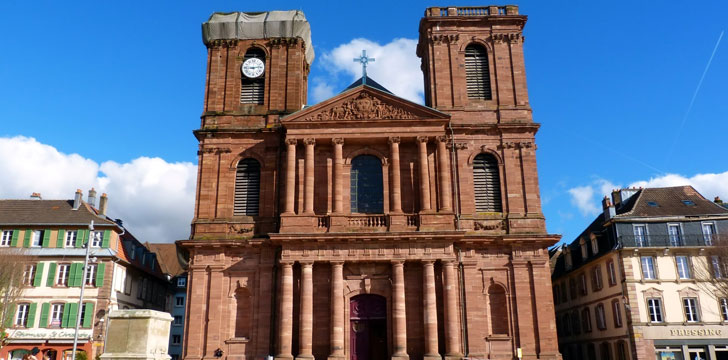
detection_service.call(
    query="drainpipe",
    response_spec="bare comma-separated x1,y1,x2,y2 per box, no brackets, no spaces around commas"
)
269,247,282,358
448,122,461,230
457,248,469,357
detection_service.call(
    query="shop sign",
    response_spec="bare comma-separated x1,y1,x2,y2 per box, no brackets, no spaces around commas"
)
10,330,91,339
669,328,722,337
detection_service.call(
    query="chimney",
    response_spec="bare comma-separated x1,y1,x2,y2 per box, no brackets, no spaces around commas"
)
602,196,616,220
30,192,42,200
715,196,724,204
99,193,108,215
73,189,83,210
88,188,97,208
611,189,622,206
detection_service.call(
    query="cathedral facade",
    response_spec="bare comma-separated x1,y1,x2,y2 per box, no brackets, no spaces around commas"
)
182,6,561,360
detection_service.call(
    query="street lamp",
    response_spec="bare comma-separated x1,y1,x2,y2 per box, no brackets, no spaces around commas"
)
71,221,96,360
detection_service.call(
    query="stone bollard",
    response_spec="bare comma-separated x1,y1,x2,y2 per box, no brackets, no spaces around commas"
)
100,309,173,360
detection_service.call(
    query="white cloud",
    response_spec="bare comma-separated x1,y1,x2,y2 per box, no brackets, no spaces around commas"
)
310,78,335,104
630,172,728,201
0,136,196,243
568,185,600,216
318,38,424,104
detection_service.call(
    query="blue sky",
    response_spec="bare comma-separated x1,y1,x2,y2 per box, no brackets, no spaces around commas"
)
1,1,726,243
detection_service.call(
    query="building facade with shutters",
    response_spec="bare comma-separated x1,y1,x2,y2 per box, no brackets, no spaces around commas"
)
551,186,728,360
183,6,561,360
0,190,171,360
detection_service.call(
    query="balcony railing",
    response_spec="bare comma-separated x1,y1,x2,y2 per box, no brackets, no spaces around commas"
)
426,6,517,18
619,234,725,248
348,214,388,228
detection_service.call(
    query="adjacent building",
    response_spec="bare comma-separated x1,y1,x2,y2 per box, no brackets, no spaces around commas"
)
0,190,170,360
552,186,728,360
183,5,561,360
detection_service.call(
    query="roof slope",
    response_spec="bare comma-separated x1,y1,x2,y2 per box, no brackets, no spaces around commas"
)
145,242,188,277
0,200,117,226
618,186,728,217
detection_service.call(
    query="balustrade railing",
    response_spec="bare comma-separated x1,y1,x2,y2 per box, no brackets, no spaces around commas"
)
406,215,419,228
428,6,513,17
348,215,388,228
619,234,726,248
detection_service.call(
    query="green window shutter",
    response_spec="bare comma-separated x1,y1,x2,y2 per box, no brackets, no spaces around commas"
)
33,263,45,287
26,303,37,328
61,303,70,328
10,229,20,247
75,230,85,248
3,303,15,328
39,303,50,328
95,263,106,287
23,229,32,247
41,230,51,248
67,303,79,329
82,302,94,328
69,264,79,287
56,229,66,248
101,230,111,248
46,262,57,287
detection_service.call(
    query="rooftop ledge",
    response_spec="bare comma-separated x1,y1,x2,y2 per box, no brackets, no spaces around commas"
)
425,5,520,17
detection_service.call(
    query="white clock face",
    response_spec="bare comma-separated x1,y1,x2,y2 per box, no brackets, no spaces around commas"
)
242,58,265,78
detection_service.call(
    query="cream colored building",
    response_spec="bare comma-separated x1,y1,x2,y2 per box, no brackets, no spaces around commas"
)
551,186,728,360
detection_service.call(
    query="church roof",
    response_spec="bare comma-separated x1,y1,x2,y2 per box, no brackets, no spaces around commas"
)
343,76,392,94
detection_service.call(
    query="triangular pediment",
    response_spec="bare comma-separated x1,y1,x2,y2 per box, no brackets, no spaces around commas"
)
282,85,449,125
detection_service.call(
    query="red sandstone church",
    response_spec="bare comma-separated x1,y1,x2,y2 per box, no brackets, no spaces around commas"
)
181,5,561,360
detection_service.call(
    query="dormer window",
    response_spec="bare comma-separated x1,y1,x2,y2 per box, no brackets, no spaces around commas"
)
590,234,599,254
565,248,573,270
580,238,588,260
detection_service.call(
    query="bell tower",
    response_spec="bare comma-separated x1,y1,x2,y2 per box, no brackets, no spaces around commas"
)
417,5,530,125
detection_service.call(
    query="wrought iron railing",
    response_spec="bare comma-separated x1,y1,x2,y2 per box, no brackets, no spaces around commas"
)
619,234,725,248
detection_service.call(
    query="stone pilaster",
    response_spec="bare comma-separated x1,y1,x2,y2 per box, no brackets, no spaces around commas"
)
436,136,452,212
275,261,294,360
284,138,297,214
423,260,440,360
392,260,409,360
443,260,462,360
328,262,345,360
332,138,344,214
417,136,432,212
389,137,402,213
296,261,314,360
303,138,316,214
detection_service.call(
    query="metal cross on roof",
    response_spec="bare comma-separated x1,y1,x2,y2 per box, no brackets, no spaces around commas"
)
353,50,375,85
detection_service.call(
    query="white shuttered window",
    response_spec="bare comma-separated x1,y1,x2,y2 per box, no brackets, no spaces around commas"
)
473,153,502,212
465,44,492,100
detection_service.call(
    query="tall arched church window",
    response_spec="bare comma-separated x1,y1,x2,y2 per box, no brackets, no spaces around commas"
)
465,44,492,100
350,155,383,213
234,287,251,338
234,158,260,216
488,284,509,335
240,48,265,104
473,153,502,212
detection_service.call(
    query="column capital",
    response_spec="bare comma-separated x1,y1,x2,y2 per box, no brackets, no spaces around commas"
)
285,138,298,146
280,260,295,267
416,136,429,143
436,135,448,144
421,259,435,266
391,260,405,266
303,138,316,145
330,260,345,266
441,259,457,266
388,136,401,144
299,260,315,267
332,137,345,145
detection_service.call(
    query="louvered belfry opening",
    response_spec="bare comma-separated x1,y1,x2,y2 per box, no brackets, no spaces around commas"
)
234,158,260,216
465,44,492,100
473,153,502,212
240,48,265,104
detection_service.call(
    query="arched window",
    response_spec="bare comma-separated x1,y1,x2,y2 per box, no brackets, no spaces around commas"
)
473,153,502,212
488,284,509,335
350,155,383,213
240,48,265,104
465,44,492,100
234,287,251,338
234,158,260,216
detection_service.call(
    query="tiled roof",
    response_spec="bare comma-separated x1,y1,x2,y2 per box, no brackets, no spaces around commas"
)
0,199,118,226
145,242,188,277
618,186,728,217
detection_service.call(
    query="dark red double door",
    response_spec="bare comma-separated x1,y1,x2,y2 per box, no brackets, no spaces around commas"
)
350,294,388,360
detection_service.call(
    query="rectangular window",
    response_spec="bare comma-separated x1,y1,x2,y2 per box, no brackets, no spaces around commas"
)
65,231,77,248
50,303,64,327
579,273,588,296
15,303,30,327
22,264,36,286
177,277,186,287
91,231,103,248
703,223,716,245
591,237,599,254
176,296,185,307
641,256,656,280
174,315,183,325
85,265,97,286
712,256,723,278
0,230,12,246
676,256,691,279
721,298,728,322
647,298,663,322
607,260,617,286
569,278,577,300
172,335,181,344
634,225,647,246
582,307,592,333
56,264,70,286
32,230,43,247
612,300,623,327
683,298,700,322
668,224,682,246
595,304,607,330
592,266,603,291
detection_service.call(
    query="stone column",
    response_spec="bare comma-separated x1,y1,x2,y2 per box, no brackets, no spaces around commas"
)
392,260,409,360
417,136,432,212
443,260,462,359
389,137,402,213
284,139,297,214
436,136,453,212
303,138,316,214
276,261,294,360
297,261,314,360
328,261,345,360
422,261,440,360
332,138,344,214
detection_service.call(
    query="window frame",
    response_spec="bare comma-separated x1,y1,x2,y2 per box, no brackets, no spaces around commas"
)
579,273,588,296
91,231,103,248
633,224,648,247
15,303,30,327
31,230,43,247
0,230,12,246
50,303,65,328
647,297,663,323
720,298,728,322
464,43,493,100
175,296,185,307
641,256,657,280
668,223,682,246
682,297,700,323
592,265,603,291
173,315,183,326
65,230,77,248
472,153,503,213
612,299,623,328
172,334,182,345
177,277,186,287
702,222,717,246
22,264,36,286
581,307,592,333
607,260,617,286
675,255,692,280
85,264,97,286
56,263,71,286
595,303,607,330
